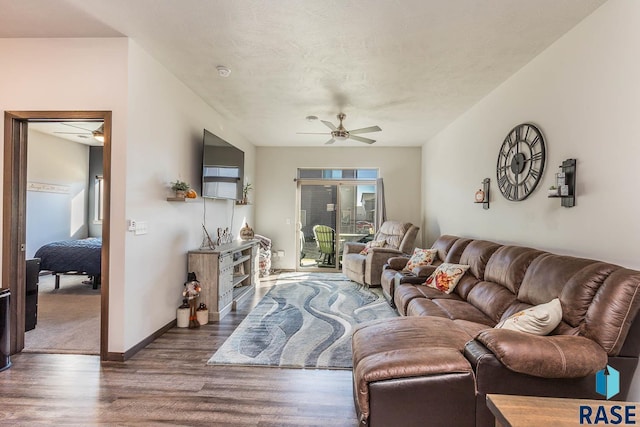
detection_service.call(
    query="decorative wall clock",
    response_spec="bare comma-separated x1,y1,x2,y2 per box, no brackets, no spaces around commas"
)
496,123,546,201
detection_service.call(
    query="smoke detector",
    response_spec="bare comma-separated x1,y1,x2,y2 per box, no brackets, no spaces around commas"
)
216,66,231,77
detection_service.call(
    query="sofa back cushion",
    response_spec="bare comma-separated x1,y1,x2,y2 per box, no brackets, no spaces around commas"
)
459,240,502,281
375,221,411,249
375,221,419,255
451,240,500,301
444,238,472,264
464,245,541,323
484,246,544,295
431,235,459,265
518,254,594,305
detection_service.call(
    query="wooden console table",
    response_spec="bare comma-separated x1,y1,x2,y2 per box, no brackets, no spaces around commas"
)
487,394,638,427
188,240,259,321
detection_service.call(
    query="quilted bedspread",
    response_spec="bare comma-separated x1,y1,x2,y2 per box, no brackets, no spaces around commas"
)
34,237,102,276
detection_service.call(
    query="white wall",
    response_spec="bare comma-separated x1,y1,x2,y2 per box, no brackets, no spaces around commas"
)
422,0,640,399
0,38,255,354
122,41,255,350
0,37,130,352
26,130,90,257
255,147,421,270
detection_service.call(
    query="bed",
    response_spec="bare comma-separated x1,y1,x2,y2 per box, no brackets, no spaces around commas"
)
34,237,102,289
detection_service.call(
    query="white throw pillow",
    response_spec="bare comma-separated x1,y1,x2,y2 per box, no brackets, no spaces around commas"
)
495,298,563,336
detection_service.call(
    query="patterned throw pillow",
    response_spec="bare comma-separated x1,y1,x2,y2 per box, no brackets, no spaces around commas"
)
424,263,470,294
359,239,387,255
495,298,563,335
403,248,438,272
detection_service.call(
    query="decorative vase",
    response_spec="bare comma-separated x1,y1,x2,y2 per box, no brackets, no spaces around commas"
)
239,222,254,241
176,307,189,328
175,190,186,198
196,302,208,325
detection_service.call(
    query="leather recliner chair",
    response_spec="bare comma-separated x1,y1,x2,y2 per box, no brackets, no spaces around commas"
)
342,220,419,287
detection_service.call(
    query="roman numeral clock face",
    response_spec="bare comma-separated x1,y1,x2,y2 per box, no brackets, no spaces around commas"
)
496,123,546,201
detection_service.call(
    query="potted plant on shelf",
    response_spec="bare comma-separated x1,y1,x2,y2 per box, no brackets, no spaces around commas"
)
241,182,253,204
548,185,559,197
171,180,190,198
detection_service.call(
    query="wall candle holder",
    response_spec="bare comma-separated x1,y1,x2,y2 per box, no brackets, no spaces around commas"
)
474,178,490,210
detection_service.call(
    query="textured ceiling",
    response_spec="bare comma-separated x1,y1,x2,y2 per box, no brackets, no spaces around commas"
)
0,0,607,147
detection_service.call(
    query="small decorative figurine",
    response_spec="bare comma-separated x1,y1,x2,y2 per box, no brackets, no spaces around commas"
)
183,272,202,329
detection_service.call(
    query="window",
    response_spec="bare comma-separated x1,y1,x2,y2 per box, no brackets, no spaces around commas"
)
297,168,378,180
94,175,104,223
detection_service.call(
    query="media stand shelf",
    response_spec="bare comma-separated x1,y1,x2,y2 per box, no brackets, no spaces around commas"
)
188,240,259,321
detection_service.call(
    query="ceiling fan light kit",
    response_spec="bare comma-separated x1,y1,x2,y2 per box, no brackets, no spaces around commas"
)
93,124,105,142
297,113,381,145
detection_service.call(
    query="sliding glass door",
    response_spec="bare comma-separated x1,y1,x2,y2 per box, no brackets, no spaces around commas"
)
299,184,338,269
297,169,378,271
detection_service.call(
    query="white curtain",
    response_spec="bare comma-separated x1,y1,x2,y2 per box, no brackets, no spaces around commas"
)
375,177,387,228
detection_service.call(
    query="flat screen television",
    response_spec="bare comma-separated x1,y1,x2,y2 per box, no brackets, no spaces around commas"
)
201,129,244,200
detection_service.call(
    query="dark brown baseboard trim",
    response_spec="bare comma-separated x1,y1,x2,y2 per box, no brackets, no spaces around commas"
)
105,319,177,362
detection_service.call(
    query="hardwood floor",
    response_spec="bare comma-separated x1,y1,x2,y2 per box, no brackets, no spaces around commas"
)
0,277,358,426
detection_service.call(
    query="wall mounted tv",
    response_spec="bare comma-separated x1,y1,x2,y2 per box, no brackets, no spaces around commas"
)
202,129,244,200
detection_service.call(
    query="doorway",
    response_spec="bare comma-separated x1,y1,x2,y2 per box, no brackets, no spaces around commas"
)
3,111,111,360
296,168,378,271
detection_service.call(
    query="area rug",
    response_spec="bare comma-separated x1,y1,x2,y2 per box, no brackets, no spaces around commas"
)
207,272,397,369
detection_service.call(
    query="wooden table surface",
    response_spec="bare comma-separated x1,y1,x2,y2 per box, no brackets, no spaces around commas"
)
487,394,639,427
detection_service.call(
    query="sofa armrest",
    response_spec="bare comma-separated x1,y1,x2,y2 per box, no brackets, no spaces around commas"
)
367,247,403,259
343,241,366,255
385,256,409,271
412,264,437,277
475,329,608,378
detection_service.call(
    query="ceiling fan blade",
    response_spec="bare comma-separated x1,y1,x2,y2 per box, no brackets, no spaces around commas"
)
324,138,336,145
61,123,95,132
349,135,376,144
54,131,91,135
321,120,337,131
296,132,331,135
349,125,382,135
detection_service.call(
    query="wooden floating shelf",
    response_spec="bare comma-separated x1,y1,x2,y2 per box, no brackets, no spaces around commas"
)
166,196,198,202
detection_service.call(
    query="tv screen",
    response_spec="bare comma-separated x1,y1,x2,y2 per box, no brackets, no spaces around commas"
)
202,129,244,200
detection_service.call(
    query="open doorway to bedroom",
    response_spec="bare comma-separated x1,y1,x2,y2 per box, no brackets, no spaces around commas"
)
3,111,111,360
22,122,104,355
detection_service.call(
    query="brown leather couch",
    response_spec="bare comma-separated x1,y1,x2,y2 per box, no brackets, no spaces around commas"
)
379,235,470,306
342,221,419,287
352,236,640,427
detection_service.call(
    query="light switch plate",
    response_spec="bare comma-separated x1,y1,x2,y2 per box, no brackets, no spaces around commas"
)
134,221,148,235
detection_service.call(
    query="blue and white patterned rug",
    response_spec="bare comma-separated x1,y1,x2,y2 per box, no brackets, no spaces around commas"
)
207,272,397,369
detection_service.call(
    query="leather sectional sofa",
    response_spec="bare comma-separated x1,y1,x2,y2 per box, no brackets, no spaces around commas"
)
351,235,640,427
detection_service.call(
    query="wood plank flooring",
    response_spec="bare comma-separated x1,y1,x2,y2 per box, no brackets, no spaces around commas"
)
0,277,359,426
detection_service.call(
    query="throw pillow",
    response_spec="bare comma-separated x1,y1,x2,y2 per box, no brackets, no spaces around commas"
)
359,239,386,255
495,298,563,336
424,263,470,294
403,248,438,272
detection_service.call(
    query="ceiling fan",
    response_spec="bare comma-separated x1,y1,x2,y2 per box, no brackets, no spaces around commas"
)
298,113,381,145
54,123,105,142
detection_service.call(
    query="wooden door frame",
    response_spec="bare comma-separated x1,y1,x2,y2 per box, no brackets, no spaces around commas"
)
3,110,111,360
